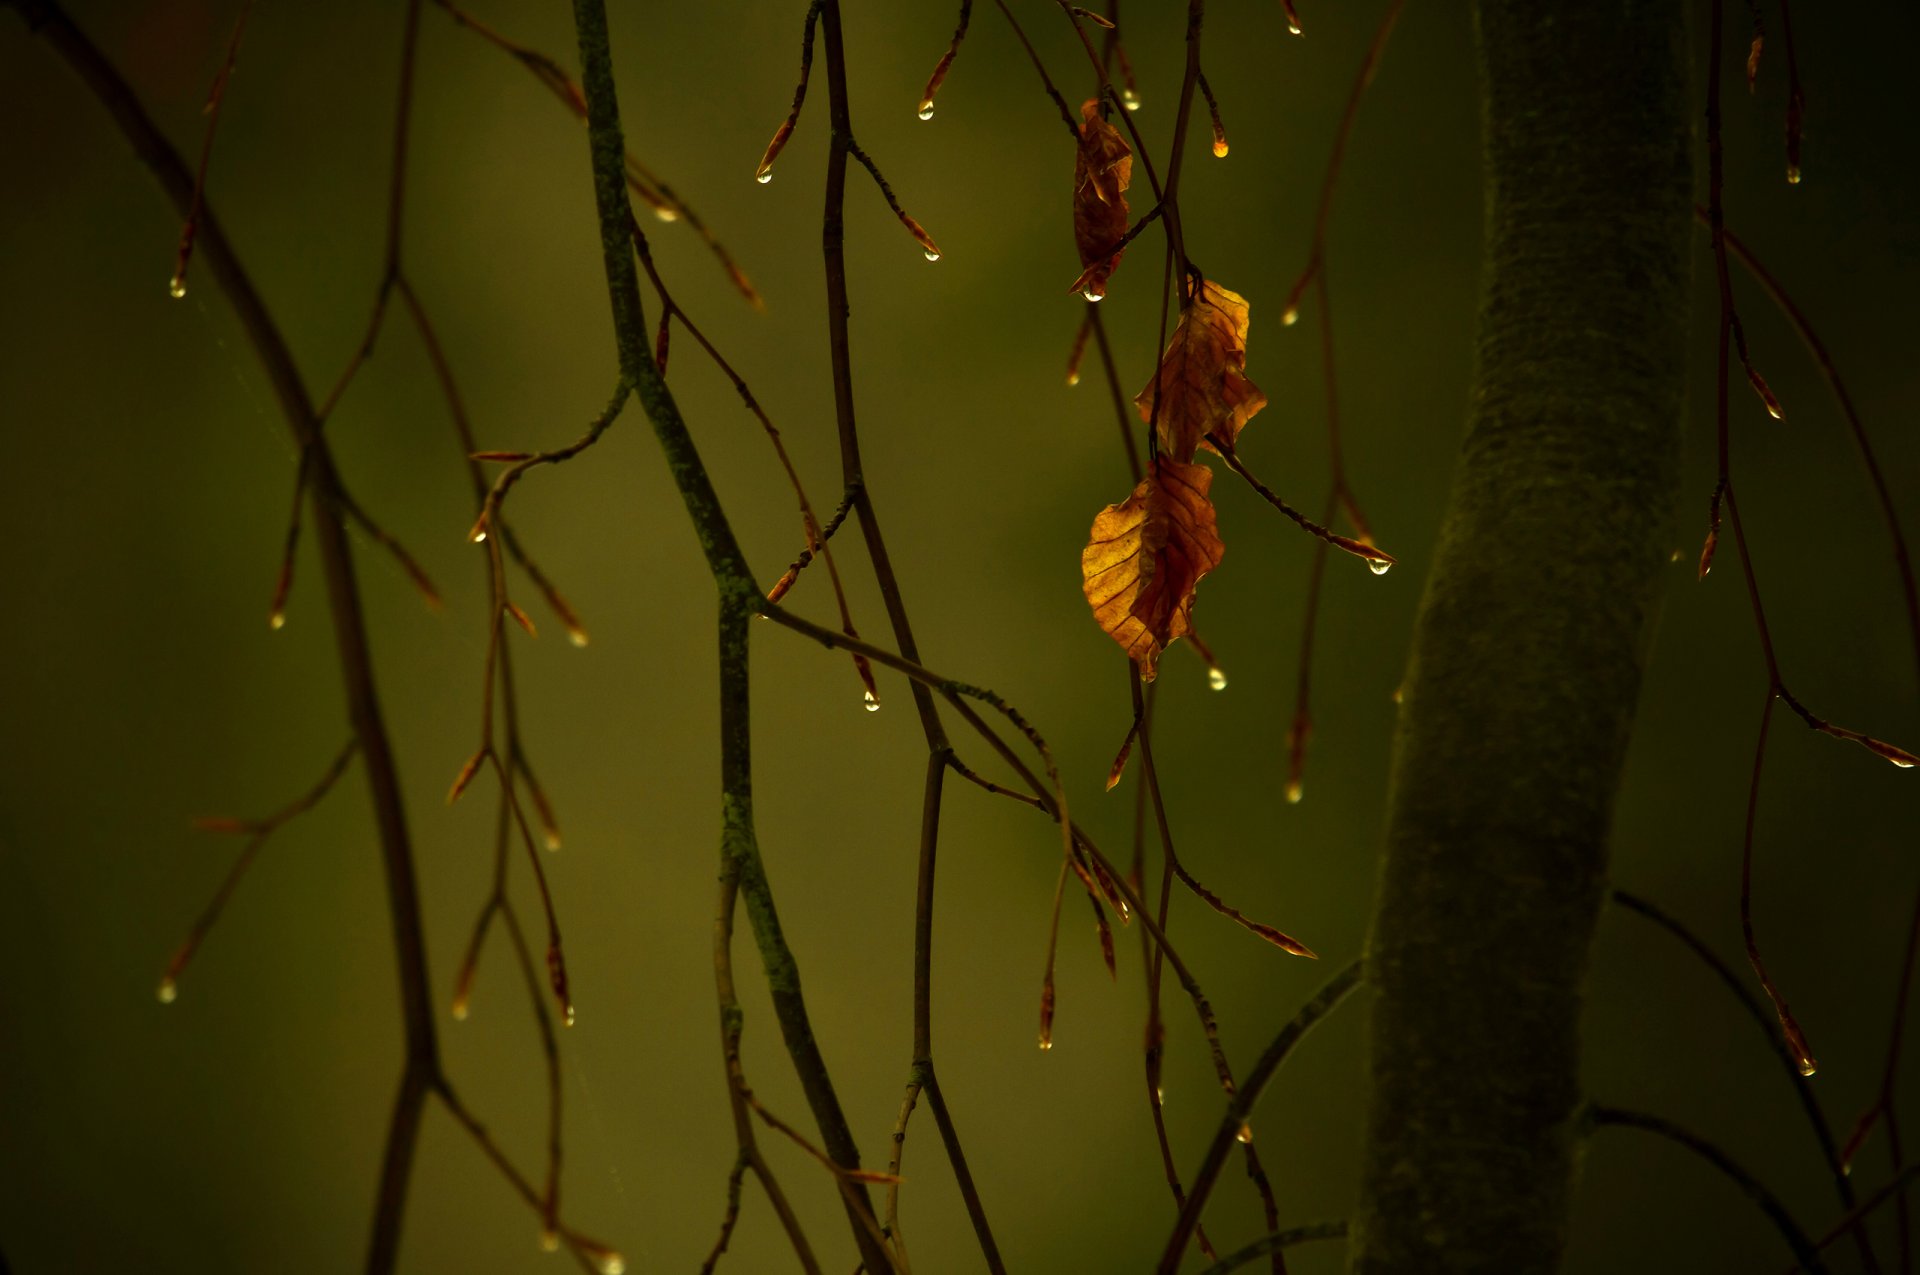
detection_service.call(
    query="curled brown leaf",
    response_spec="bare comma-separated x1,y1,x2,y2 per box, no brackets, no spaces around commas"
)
1082,457,1225,680
1134,280,1267,462
1071,99,1133,302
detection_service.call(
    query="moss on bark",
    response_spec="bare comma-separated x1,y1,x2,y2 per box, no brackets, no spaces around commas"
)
1351,2,1692,1270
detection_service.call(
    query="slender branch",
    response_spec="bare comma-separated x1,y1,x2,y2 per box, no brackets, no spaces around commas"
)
1158,960,1365,1271
1196,1222,1349,1275
2,11,442,1269
159,739,359,1001
1587,1103,1827,1273
1609,889,1876,1272
169,0,253,299
568,4,889,1268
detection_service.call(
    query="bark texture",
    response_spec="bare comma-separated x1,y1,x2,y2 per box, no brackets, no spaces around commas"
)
1350,2,1691,1270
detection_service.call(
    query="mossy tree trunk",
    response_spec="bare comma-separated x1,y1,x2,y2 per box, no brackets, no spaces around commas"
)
1350,1,1692,1270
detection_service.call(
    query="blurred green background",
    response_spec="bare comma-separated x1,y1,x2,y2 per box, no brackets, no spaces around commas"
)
2,2,1916,1271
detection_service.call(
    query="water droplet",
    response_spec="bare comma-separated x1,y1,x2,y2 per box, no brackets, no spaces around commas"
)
653,206,679,223
451,996,469,1022
1212,139,1229,159
1786,165,1802,185
1066,370,1081,387
473,530,488,543
168,276,187,300
596,1254,627,1275
563,1004,577,1028
566,626,590,649
1798,1057,1817,1077
1764,399,1783,421
156,976,178,1004
1037,1036,1053,1052
1154,1086,1164,1106
924,249,941,262
863,690,881,712
543,830,563,852
1391,685,1405,705
1120,88,1141,112
269,609,287,631
917,98,936,121
1891,756,1916,770
755,168,774,185
1281,305,1299,327
1367,557,1392,576
1669,548,1682,563
1285,780,1303,805
541,1228,560,1253
1235,1121,1254,1144
1287,19,1303,35
1207,666,1228,692
1081,289,1104,303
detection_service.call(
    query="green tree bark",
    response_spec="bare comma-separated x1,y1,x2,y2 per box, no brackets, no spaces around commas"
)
1350,2,1692,1270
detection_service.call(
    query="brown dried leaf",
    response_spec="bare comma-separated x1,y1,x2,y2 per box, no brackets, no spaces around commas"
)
1133,280,1267,463
1082,457,1225,680
1072,99,1133,301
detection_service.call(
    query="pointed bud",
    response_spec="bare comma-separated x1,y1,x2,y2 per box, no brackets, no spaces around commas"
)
447,750,485,805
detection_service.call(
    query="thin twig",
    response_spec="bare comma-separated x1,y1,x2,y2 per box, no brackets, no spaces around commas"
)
1587,1103,1827,1273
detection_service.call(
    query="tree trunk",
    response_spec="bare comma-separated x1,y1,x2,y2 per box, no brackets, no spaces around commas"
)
1350,2,1691,1270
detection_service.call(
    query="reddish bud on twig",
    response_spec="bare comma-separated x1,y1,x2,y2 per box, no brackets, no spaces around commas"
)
447,750,485,805
754,120,793,184
450,951,478,1021
843,1168,906,1185
547,942,574,1027
1746,365,1784,420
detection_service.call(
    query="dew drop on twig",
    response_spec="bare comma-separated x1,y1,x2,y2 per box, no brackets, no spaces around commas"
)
1236,1121,1254,1144
755,168,774,185
156,976,178,1004
917,99,935,121
1367,557,1392,576
1207,666,1228,692
168,276,187,300
863,690,881,713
